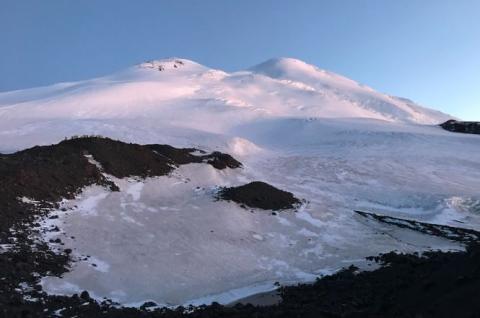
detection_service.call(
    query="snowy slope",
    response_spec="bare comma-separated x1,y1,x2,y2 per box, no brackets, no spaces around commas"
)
0,57,450,152
2,58,479,307
251,58,450,124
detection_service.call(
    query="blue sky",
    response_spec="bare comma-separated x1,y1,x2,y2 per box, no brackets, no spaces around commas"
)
1,0,479,120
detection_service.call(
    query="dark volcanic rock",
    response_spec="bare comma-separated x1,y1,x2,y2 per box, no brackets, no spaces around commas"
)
217,181,301,210
0,136,242,318
146,145,242,170
5,242,479,318
355,210,480,244
440,119,480,135
0,136,241,235
274,242,480,318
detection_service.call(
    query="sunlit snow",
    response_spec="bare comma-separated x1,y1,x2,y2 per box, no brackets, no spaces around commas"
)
1,57,479,306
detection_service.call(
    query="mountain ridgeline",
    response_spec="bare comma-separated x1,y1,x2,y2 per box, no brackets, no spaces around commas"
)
0,57,453,154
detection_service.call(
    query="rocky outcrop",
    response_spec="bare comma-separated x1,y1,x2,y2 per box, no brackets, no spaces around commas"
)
440,119,480,135
217,181,301,211
354,210,480,244
0,136,241,234
0,136,242,317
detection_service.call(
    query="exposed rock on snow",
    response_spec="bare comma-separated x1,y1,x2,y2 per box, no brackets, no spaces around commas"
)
355,210,480,244
147,144,242,170
217,181,301,211
0,136,246,315
0,136,241,243
440,119,480,135
1,135,242,222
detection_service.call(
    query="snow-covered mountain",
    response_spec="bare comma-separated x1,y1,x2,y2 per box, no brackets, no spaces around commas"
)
2,58,480,307
0,57,450,152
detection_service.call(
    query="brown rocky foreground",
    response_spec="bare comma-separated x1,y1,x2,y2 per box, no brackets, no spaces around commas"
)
1,137,479,318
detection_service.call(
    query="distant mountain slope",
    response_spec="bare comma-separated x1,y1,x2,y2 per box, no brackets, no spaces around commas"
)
0,57,450,131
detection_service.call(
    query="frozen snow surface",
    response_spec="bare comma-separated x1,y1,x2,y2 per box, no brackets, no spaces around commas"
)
2,57,480,306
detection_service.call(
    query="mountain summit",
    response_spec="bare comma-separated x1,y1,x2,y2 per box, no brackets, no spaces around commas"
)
250,57,350,82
